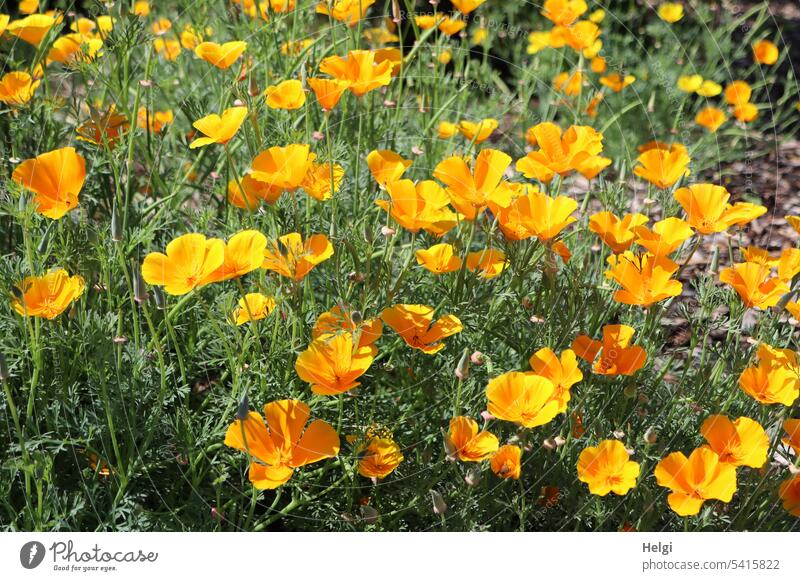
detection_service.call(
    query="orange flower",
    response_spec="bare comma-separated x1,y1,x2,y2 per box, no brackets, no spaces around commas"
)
550,21,601,52
438,16,466,36
528,347,583,412
76,108,129,149
752,39,779,65
589,211,649,253
0,71,40,106
720,262,789,309
202,230,267,284
542,0,588,26
301,162,345,201
695,106,727,132
516,122,611,183
151,17,171,35
46,33,104,66
194,41,247,69
572,324,647,376
264,79,306,110
654,447,737,516
783,418,800,454
486,372,560,428
295,332,374,395
312,305,382,355
724,81,752,107
600,72,636,92
227,175,273,210
415,243,462,274
12,147,86,220
699,415,768,468
633,217,694,257
553,70,583,96
738,344,800,406
433,149,512,220
633,146,691,189
446,416,499,462
457,118,498,144
605,251,683,307
451,0,487,14
262,232,333,281
316,0,376,27
733,102,758,123
141,233,225,295
381,304,462,354
224,399,339,489
491,445,522,479
466,249,508,279
308,77,350,111
137,108,174,133
249,144,316,192
367,149,412,188
188,106,247,148
577,440,640,496
12,269,85,319
438,121,458,139
233,293,276,326
319,50,393,97
6,14,57,46
496,189,577,242
675,183,766,234
0,14,8,36
358,437,404,479
415,14,445,30
375,47,402,76
779,475,800,517
153,38,181,61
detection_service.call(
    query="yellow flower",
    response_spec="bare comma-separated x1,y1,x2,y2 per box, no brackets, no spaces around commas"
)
308,77,350,111
434,149,512,220
457,118,498,144
604,252,683,307
696,80,722,97
446,416,499,462
233,293,276,325
301,162,345,201
752,39,779,65
600,72,636,92
658,2,684,23
0,71,40,106
316,0,376,27
516,122,611,183
654,447,737,516
319,50,393,97
699,415,768,468
6,14,57,46
264,79,306,110
541,0,588,27
527,31,552,54
249,144,316,193
738,344,800,406
262,232,333,281
451,0,487,14
367,149,412,188
577,440,640,496
572,324,647,376
528,347,583,412
634,145,691,189
202,230,267,284
675,183,766,234
358,437,404,479
194,41,247,69
141,233,225,295
415,243,462,274
46,33,104,66
677,74,703,93
719,262,789,310
589,211,649,253
466,248,508,279
486,372,561,428
695,106,726,132
153,38,181,61
12,147,86,220
189,106,247,148
491,445,522,479
295,332,374,395
633,217,694,256
12,269,85,319
553,70,583,96
381,304,462,354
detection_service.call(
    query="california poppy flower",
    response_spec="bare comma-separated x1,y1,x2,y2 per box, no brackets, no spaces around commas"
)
486,372,560,428
553,70,583,96
654,447,737,516
141,233,225,295
179,24,208,50
675,183,765,234
720,262,789,309
451,0,487,14
434,149,512,220
696,80,722,97
437,16,466,36
491,445,522,479
589,211,649,253
577,440,640,496
380,304,462,355
633,217,694,256
295,332,374,395
733,102,758,123
496,189,577,242
6,14,57,46
605,252,683,307
154,38,181,61
46,33,104,66
224,399,339,489
415,14,445,30
189,106,247,148
262,232,333,281
699,415,768,468
367,149,412,188
466,249,508,279
194,41,247,69
528,347,583,412
572,324,647,376
446,416,499,462
677,74,703,93
438,121,458,139
600,72,636,92
724,81,752,107
319,50,393,97
308,77,350,111
301,162,345,201
233,293,276,325
12,147,86,220
249,144,316,193
374,47,402,76
137,107,174,133
316,0,376,27
358,437,404,479
457,118,498,144
695,106,727,132
527,30,552,54
227,175,274,210
264,79,306,110
415,243,462,274
633,145,691,189
202,230,267,284
738,344,800,406
541,0,588,26
516,122,611,183
12,269,85,319
752,39,779,65
550,21,601,53
76,107,129,148
312,305,382,355
658,2,684,23
0,71,40,106
376,179,459,236
783,418,800,454
779,475,800,517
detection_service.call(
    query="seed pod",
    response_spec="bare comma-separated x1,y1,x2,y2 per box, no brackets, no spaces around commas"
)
0,352,10,382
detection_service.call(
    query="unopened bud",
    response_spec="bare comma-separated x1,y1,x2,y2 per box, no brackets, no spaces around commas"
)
442,428,456,460
644,427,658,445
430,490,447,515
470,351,484,365
455,349,470,380
380,226,395,237
350,311,363,325
709,245,719,274
235,393,249,420
360,505,379,524
133,263,148,303
623,384,637,398
37,223,52,254
111,203,123,243
464,468,482,487
0,352,9,382
152,286,166,310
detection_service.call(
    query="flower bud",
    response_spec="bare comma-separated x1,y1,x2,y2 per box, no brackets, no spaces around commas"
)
0,352,9,382
455,349,470,380
360,505,379,524
430,490,447,515
133,263,149,304
235,393,249,420
644,427,658,444
470,351,484,365
111,203,123,243
350,311,363,326
623,384,637,398
709,244,719,274
152,286,166,310
37,223,52,254
464,467,482,487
